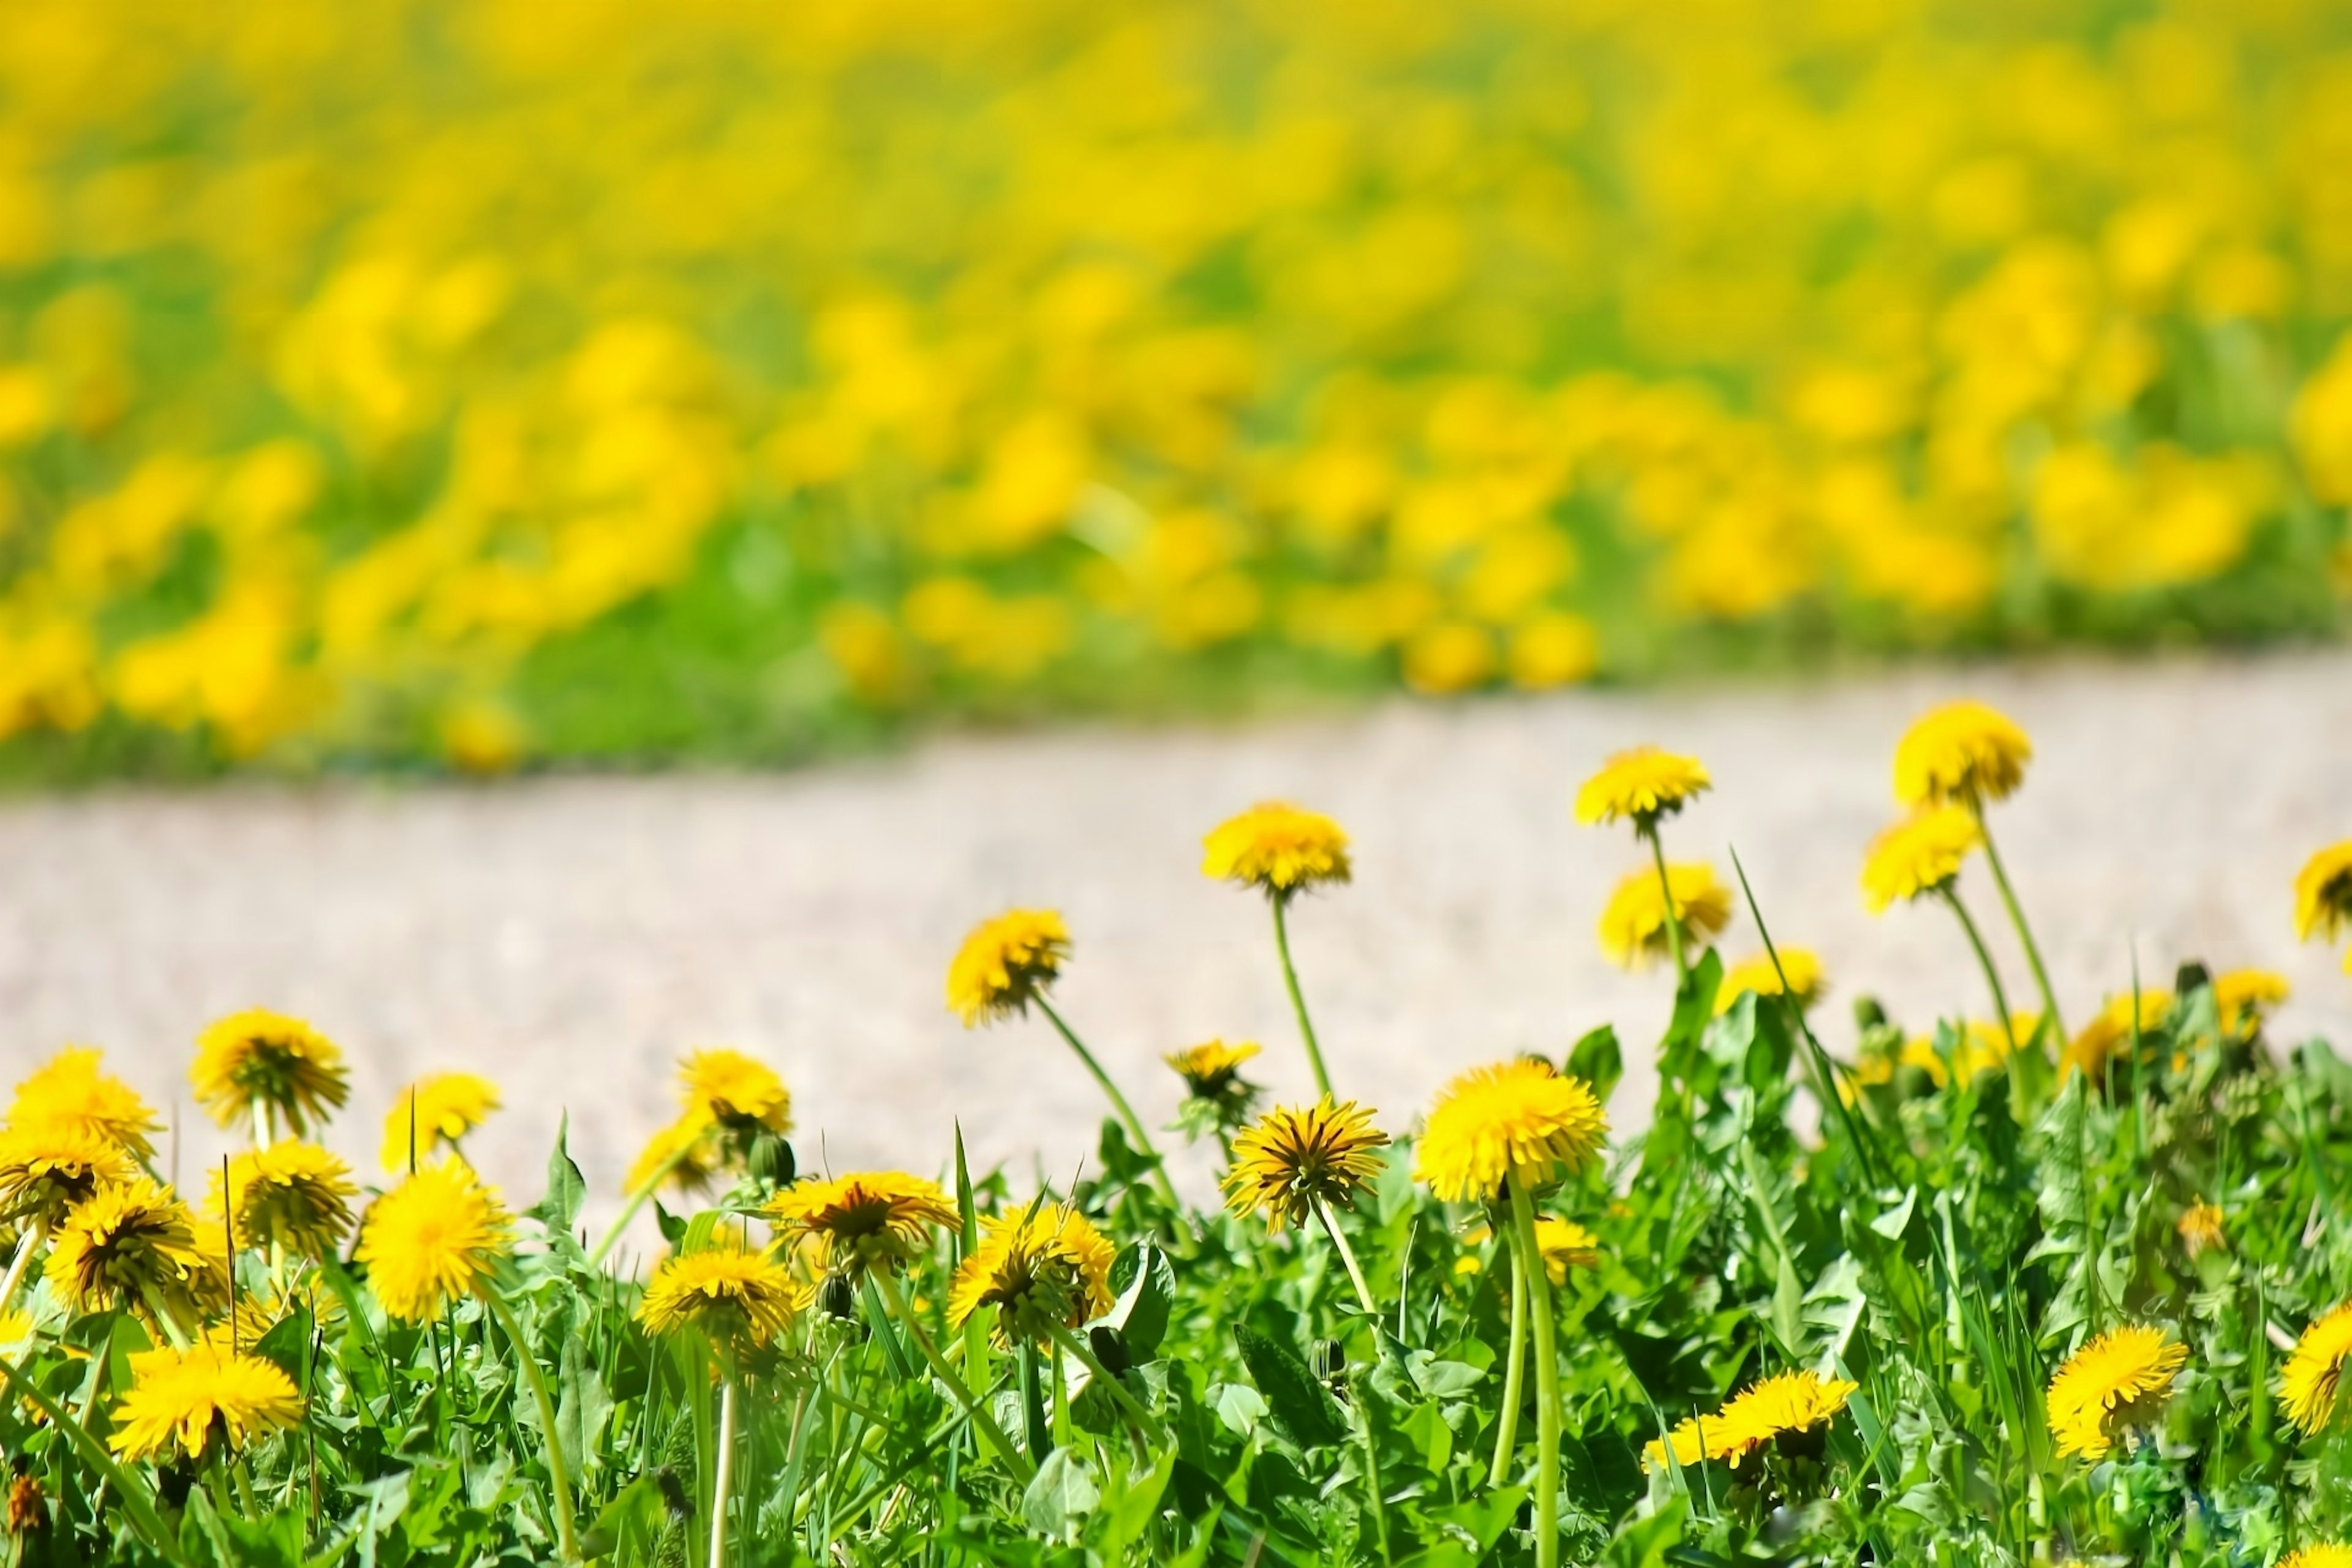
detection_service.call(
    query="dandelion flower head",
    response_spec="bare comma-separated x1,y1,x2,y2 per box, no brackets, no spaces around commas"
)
1201,801,1352,898
1415,1059,1608,1202
946,908,1071,1026
1715,948,1826,1015
10,1047,162,1161
205,1140,358,1259
770,1170,959,1274
380,1072,501,1172
2211,968,2289,1034
107,1341,304,1463
1532,1217,1601,1285
1860,806,1982,914
636,1240,804,1349
191,1009,350,1137
2281,1299,2352,1436
1574,747,1711,829
355,1160,511,1322
2294,840,2352,944
0,1121,137,1226
48,1178,226,1326
1166,1039,1261,1102
677,1047,792,1136
1893,699,2032,807
947,1205,1115,1348
625,1115,724,1197
1597,862,1732,970
2280,1547,2352,1568
1645,1369,1858,1471
2062,989,2172,1080
2176,1201,2225,1259
1222,1098,1389,1231
2046,1324,2188,1459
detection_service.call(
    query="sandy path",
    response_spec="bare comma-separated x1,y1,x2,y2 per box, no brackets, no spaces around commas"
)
3,651,2348,1232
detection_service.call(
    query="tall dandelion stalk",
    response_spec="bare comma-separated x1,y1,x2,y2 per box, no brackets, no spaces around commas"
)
1202,802,1354,1099
1578,748,1716,987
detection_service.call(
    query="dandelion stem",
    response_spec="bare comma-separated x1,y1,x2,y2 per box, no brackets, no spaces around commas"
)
708,1374,736,1568
484,1289,581,1562
1643,824,1689,985
1034,998,1180,1208
1940,887,2018,1055
1271,897,1336,1099
1488,1233,1528,1487
0,1216,47,1321
871,1267,1037,1485
1507,1180,1561,1568
1972,804,2065,1043
1313,1199,1377,1316
1044,1320,1169,1448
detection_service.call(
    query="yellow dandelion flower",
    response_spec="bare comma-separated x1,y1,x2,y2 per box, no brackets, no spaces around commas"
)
1221,1099,1388,1231
380,1073,501,1172
2280,1547,2352,1568
190,1009,349,1137
1860,806,1982,914
1714,948,1827,1015
1643,1370,1857,1470
2211,968,2289,1034
1893,699,2033,807
2294,841,2352,944
355,1161,511,1322
1415,1060,1608,1203
946,1205,1115,1348
2046,1325,2188,1459
636,1242,803,1349
676,1048,791,1136
769,1171,958,1274
1201,801,1352,898
2062,989,2171,1080
204,1140,357,1259
48,1178,227,1329
0,1121,137,1226
107,1341,304,1462
624,1115,723,1196
8,1046,161,1161
4,1473,38,1534
1532,1218,1601,1286
1165,1039,1261,1101
946,908,1071,1026
1574,747,1711,829
1597,862,1732,971
2176,1202,2225,1259
2280,1300,2352,1436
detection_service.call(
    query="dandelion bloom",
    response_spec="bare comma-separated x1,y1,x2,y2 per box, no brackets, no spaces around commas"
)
205,1140,358,1258
946,908,1072,1025
5,1474,39,1533
1893,699,2032,807
1574,747,1711,829
1166,1039,1261,1099
2045,1325,2188,1459
1860,806,1981,913
2280,1300,2352,1436
947,1206,1115,1348
1222,1099,1388,1231
1201,801,1352,898
1644,1370,1858,1471
191,1009,350,1137
2176,1202,2225,1259
355,1161,511,1322
2293,840,2352,943
636,1242,804,1349
380,1072,501,1172
1415,1060,1607,1202
1714,948,1826,1015
2061,990,2171,1080
769,1171,959,1274
1597,862,1732,970
0,1122,137,1226
9,1047,162,1161
107,1342,304,1462
1532,1218,1601,1286
2211,969,2289,1034
676,1047,792,1136
48,1179,227,1327
624,1115,723,1197
2281,1548,2352,1568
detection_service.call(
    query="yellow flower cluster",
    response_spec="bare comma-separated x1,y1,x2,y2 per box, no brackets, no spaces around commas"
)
1,4,2349,764
1645,1370,1859,1471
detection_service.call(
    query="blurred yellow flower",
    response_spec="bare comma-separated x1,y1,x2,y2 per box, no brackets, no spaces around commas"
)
1861,807,1982,913
191,1008,349,1138
2176,1202,2225,1259
1645,1370,1857,1471
1202,803,1351,899
380,1072,501,1172
9,1046,160,1161
2280,1300,2352,1437
205,1140,357,1259
1715,948,1826,1014
946,908,1071,1026
1892,701,2032,807
1575,747,1711,829
1597,862,1732,971
2293,842,2352,945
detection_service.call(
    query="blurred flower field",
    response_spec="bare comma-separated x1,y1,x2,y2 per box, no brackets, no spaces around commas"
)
2,0,2351,775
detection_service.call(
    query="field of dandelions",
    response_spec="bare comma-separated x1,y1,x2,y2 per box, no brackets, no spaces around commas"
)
0,699,2348,1567
4,2,2352,780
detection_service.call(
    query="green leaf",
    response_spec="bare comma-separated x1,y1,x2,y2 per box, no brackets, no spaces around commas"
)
1104,1243,1175,1359
1232,1324,1347,1449
579,1474,665,1560
0,1353,192,1568
556,1330,615,1478
1567,1023,1623,1104
526,1112,589,1234
1021,1447,1100,1539
1212,1381,1268,1437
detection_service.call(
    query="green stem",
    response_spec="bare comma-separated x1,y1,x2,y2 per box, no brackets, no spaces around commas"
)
1972,804,2065,1042
1644,824,1688,984
1488,1232,1528,1487
708,1375,736,1568
1507,1181,1560,1568
1044,1321,1169,1448
871,1267,1037,1484
1351,1368,1395,1566
1314,1199,1377,1317
1271,897,1336,1099
586,1142,693,1271
1035,999,1180,1208
484,1290,581,1562
0,1216,47,1321
1942,887,2018,1056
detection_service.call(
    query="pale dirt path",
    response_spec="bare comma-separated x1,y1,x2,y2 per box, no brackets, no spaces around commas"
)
3,650,2348,1236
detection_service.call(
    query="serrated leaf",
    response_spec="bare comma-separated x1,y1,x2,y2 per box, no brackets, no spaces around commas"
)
1104,1243,1175,1360
526,1112,588,1234
1232,1324,1347,1449
1020,1447,1099,1539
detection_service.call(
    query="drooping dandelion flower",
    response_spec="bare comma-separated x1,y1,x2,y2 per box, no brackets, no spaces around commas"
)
1201,802,1352,899
1643,1370,1858,1470
1415,1060,1608,1203
2061,989,2172,1080
107,1341,304,1462
2211,969,2290,1035
2176,1202,2225,1259
636,1241,804,1349
379,1072,501,1172
205,1140,358,1258
2280,1300,2352,1436
2280,1547,2352,1568
1893,700,2032,807
1597,862,1731,971
1221,1099,1388,1231
2293,840,2352,944
624,1115,723,1197
1165,1039,1262,1105
190,1009,350,1137
354,1161,511,1322
946,909,1072,1026
1860,807,1981,913
1714,948,1826,1015
1458,1218,1601,1285
1574,747,1711,829
8,1047,162,1161
947,1205,1115,1348
48,1179,226,1329
769,1171,959,1275
0,1123,136,1226
677,1048,792,1136
2045,1325,2188,1459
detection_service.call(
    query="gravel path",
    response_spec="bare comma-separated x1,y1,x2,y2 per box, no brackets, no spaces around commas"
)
4,651,2348,1232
